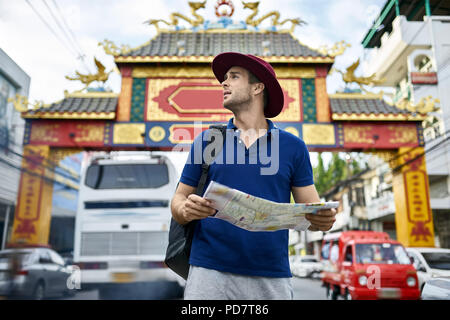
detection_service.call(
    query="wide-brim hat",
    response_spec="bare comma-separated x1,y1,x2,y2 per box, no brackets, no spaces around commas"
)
212,52,284,118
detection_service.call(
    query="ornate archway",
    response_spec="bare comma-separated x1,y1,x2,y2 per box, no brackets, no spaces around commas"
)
9,0,435,248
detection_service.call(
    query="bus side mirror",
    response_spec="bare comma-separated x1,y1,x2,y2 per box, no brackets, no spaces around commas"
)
410,257,414,264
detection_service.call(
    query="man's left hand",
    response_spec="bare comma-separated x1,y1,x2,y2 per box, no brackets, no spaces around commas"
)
305,208,337,232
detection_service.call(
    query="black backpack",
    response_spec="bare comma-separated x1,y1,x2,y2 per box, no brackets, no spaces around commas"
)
164,124,227,280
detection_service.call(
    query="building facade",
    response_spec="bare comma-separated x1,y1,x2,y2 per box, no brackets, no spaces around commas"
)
0,48,30,249
361,0,450,248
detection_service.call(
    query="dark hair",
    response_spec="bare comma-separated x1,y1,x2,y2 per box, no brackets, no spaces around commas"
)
248,71,269,109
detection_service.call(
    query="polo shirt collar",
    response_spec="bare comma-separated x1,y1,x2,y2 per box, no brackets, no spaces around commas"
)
227,117,277,133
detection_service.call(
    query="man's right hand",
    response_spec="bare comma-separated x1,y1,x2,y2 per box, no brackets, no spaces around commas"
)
178,194,217,223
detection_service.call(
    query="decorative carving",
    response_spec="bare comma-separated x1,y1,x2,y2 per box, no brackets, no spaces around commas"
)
132,65,316,79
65,57,112,91
215,0,234,17
302,124,335,145
30,123,60,143
113,123,145,145
317,40,351,58
115,55,334,64
344,126,375,144
148,126,166,142
242,1,306,32
74,124,105,143
393,96,440,114
98,39,131,57
8,94,47,112
145,1,206,31
147,79,231,121
388,125,418,145
332,59,386,87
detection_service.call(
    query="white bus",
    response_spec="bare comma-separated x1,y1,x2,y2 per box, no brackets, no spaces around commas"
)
73,151,183,299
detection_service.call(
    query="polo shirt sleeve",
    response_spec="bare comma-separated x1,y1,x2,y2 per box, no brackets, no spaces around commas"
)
291,139,314,187
179,131,205,188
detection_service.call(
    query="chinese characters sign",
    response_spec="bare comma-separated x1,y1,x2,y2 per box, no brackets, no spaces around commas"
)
10,145,53,245
393,147,435,247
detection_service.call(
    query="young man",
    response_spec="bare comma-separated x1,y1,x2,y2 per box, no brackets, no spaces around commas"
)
170,52,337,299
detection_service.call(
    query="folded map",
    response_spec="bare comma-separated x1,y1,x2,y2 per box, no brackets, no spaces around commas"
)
203,180,339,232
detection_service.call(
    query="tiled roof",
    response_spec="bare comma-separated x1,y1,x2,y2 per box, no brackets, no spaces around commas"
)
121,32,325,58
329,94,426,121
24,94,118,119
330,97,410,115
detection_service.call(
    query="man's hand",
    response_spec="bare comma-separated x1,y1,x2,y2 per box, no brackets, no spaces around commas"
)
178,194,217,223
305,208,337,232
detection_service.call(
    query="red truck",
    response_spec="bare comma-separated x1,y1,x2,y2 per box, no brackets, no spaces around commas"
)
320,231,420,300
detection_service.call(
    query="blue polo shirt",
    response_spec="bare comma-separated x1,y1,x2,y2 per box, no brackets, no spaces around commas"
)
179,117,314,277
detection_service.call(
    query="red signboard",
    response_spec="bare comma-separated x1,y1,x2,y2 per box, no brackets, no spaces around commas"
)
146,78,297,122
343,123,420,149
410,72,437,84
28,120,106,147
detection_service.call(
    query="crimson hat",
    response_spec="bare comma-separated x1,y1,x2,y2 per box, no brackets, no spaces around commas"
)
212,52,284,118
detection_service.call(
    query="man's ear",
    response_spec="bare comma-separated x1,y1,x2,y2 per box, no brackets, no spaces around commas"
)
253,82,265,95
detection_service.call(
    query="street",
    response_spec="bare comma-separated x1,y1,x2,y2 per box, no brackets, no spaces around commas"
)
59,277,326,300
292,277,326,300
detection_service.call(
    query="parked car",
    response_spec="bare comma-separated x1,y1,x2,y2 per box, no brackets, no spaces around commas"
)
406,247,450,292
421,277,450,300
0,247,74,299
291,255,322,278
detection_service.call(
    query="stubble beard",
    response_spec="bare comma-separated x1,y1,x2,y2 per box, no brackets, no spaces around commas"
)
223,91,252,115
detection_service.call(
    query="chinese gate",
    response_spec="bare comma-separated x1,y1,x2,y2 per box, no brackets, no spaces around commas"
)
8,0,435,248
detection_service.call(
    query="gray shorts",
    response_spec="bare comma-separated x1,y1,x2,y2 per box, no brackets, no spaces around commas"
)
184,265,293,300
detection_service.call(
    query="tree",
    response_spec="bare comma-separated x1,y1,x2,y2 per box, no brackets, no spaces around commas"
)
313,152,366,196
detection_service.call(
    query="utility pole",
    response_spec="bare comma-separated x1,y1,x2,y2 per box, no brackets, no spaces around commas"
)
1,205,11,250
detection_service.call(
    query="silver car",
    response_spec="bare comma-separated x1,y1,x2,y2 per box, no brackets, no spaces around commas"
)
0,247,74,299
291,255,323,278
421,278,450,300
406,247,450,292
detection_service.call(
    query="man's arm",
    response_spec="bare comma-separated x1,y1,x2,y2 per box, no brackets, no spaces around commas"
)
171,182,217,225
291,185,337,232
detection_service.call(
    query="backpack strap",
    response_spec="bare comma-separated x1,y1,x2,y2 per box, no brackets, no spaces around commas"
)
195,124,227,196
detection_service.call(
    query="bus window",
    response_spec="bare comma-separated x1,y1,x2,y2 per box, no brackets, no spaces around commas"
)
85,164,169,189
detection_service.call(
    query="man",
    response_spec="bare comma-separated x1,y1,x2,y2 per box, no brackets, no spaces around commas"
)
170,52,337,299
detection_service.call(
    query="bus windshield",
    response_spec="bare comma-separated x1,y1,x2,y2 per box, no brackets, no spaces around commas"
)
85,163,169,189
355,243,411,265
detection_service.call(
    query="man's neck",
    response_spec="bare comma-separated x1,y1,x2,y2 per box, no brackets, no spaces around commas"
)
232,111,268,132
232,111,269,149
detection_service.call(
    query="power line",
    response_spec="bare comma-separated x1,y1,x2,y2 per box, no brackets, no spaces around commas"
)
392,136,450,173
319,134,450,197
1,145,80,182
24,0,79,58
0,157,78,191
0,152,80,186
50,0,87,60
4,138,81,180
319,128,450,174
41,0,91,74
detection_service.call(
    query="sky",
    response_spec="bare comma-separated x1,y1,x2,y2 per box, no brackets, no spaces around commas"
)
0,0,387,172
